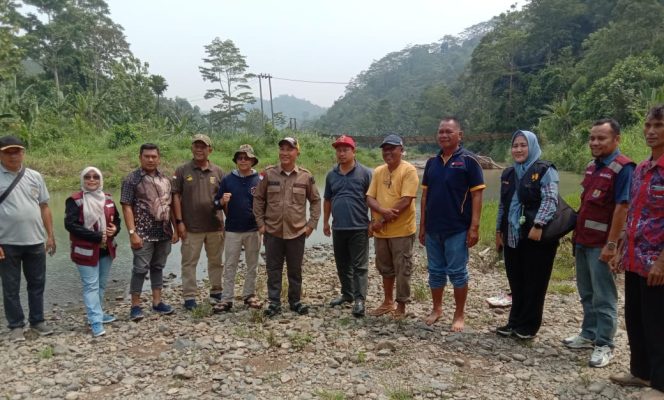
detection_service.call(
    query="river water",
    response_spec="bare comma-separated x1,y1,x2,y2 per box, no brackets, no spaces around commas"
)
0,167,582,320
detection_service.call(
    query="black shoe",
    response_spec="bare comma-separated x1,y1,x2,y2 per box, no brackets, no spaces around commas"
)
352,300,365,317
290,302,309,315
514,330,535,340
263,303,282,318
329,296,353,307
496,324,513,337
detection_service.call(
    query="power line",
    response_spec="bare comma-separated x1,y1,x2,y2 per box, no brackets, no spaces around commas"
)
270,76,349,85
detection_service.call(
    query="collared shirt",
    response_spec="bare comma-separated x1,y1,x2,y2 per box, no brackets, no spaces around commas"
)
120,168,172,241
172,160,224,233
366,160,419,238
0,163,49,245
253,164,321,239
622,155,664,277
594,150,634,203
217,169,259,232
324,161,372,230
422,147,485,237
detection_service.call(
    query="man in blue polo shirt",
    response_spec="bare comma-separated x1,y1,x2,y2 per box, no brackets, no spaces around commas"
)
419,117,485,331
323,135,372,317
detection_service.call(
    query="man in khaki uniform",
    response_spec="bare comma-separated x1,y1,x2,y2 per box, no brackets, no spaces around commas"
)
253,137,321,317
172,134,225,310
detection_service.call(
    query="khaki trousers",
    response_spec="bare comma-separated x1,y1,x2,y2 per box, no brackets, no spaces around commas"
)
181,231,224,300
222,231,261,303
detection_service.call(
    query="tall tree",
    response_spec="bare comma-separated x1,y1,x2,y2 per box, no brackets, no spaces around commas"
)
199,37,254,131
148,74,168,113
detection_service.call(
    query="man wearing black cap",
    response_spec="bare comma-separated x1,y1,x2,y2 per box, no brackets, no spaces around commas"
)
0,135,55,341
323,135,372,317
366,134,419,319
253,137,321,317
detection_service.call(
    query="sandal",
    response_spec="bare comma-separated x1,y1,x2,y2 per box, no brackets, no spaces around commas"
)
243,295,263,309
213,301,233,313
368,303,396,316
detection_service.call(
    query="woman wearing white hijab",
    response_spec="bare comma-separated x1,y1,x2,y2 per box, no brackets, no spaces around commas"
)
64,167,120,337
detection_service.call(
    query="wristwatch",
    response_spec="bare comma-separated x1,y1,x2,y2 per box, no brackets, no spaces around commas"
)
176,219,183,224
606,241,617,251
129,229,135,235
533,223,544,229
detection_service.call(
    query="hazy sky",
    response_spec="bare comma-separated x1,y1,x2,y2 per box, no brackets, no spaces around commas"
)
107,0,521,109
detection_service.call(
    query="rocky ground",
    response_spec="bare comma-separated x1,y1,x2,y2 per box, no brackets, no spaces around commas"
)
0,243,651,400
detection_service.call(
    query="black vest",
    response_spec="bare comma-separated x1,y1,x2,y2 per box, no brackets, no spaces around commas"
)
499,160,555,239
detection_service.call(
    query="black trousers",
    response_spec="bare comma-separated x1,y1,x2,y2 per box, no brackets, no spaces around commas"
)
504,238,559,336
264,233,305,306
625,271,664,391
332,229,369,301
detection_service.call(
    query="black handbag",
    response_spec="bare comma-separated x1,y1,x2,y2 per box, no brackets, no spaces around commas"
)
541,195,577,241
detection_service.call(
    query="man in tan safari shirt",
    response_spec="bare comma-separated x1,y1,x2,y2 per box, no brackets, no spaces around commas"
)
253,137,321,317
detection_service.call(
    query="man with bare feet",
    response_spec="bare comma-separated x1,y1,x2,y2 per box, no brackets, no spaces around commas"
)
366,134,418,319
419,117,485,331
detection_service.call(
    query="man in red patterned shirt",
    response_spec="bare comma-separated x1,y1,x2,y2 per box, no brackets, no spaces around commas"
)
610,105,664,398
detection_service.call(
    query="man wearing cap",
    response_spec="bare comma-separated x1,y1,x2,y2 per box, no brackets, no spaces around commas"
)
366,133,419,319
212,145,262,312
253,137,321,317
323,135,372,317
0,135,55,341
172,134,225,310
419,117,485,331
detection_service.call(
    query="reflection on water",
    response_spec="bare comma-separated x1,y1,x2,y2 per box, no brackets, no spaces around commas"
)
0,166,581,321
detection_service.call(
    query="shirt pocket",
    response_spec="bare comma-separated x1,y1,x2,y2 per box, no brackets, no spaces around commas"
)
267,185,281,204
292,186,307,204
648,184,664,218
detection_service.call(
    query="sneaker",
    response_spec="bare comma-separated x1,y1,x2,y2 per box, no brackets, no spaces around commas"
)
562,334,594,349
589,345,613,368
102,314,116,324
496,324,514,337
290,302,309,315
9,327,25,342
209,293,223,304
514,330,535,340
31,322,54,336
264,303,282,318
183,299,198,311
91,322,106,337
130,306,144,321
152,302,174,315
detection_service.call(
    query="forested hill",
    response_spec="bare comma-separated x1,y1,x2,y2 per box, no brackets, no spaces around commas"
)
314,0,664,169
247,95,327,128
315,21,493,137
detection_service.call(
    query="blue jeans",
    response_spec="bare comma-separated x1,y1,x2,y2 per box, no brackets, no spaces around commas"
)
575,245,618,347
425,231,469,289
77,255,112,325
0,244,46,329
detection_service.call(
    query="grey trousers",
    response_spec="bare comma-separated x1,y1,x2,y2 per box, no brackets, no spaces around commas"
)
332,229,369,301
130,239,171,294
264,233,305,306
222,231,260,303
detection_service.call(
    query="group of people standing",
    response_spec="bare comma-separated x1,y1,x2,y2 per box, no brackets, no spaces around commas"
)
0,105,663,397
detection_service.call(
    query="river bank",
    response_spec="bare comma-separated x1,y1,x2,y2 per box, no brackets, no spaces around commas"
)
0,243,644,399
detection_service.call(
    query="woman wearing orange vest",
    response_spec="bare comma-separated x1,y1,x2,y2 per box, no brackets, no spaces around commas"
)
64,167,120,337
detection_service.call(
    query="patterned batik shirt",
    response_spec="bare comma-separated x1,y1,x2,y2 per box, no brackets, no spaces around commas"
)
120,168,173,242
622,155,664,277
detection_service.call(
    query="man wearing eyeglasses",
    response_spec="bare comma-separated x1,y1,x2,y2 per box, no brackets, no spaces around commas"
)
253,137,321,318
172,134,225,311
0,135,56,341
366,134,419,319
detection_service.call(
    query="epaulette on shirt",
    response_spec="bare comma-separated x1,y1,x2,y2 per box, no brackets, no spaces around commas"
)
259,165,275,180
299,167,315,184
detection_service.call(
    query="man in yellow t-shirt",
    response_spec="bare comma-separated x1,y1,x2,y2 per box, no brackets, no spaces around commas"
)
366,134,419,319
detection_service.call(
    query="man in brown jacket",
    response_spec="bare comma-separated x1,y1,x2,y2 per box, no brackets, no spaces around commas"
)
253,137,321,317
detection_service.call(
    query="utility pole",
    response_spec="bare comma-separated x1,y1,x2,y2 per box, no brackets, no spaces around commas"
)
258,74,265,130
258,73,274,125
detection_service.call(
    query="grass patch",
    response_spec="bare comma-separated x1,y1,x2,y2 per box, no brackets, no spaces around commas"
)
387,385,414,400
356,350,366,364
315,389,346,400
190,303,213,319
288,332,313,351
266,330,279,348
412,281,430,302
548,283,576,295
39,345,54,359
338,316,351,327
249,309,266,324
